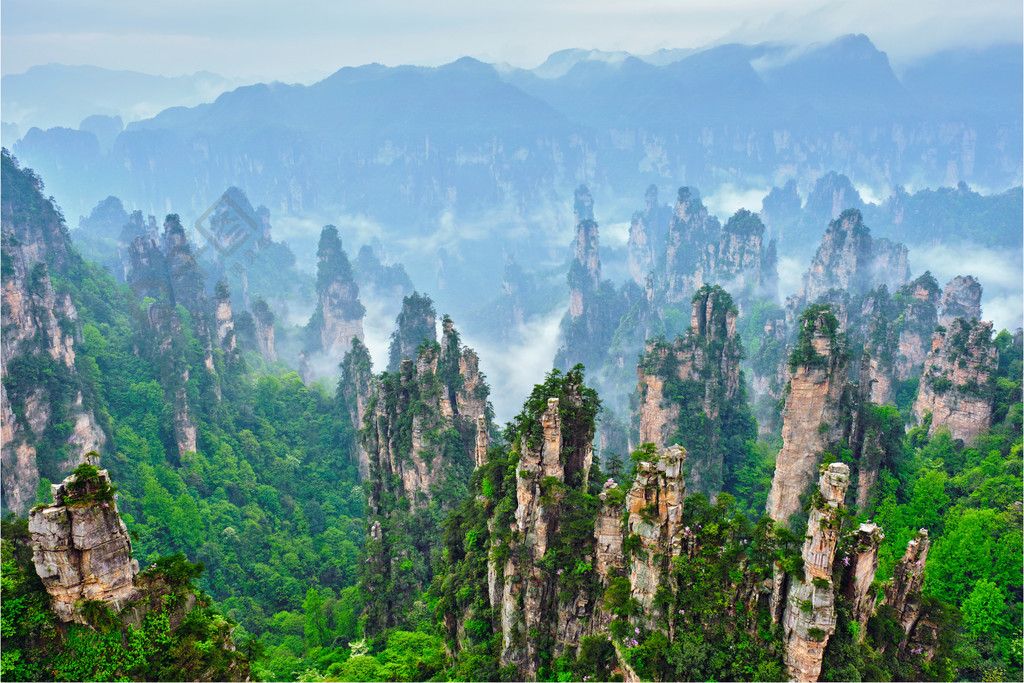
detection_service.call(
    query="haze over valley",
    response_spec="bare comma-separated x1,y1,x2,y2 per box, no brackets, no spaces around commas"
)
2,3,1022,681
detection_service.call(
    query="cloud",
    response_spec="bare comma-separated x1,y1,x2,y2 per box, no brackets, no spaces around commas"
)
776,254,806,302
704,183,770,220
910,242,1024,332
460,306,566,424
4,1,1019,79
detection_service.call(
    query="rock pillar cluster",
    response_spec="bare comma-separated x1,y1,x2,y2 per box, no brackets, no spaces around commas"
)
632,285,749,496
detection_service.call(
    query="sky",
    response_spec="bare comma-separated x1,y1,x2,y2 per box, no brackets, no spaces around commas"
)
2,0,1022,80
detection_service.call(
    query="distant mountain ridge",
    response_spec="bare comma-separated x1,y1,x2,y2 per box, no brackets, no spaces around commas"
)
1,64,256,137
7,35,1022,311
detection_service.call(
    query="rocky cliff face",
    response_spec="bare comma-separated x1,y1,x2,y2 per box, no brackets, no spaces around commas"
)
623,445,687,622
632,285,752,496
339,338,374,480
882,530,933,658
788,209,910,322
793,209,870,309
492,377,598,678
28,466,139,623
252,298,277,362
361,316,491,632
664,187,720,305
781,463,850,682
842,522,885,642
660,194,778,309
569,185,601,319
938,275,983,327
767,306,852,527
309,225,365,362
214,282,236,353
893,274,941,380
627,185,669,287
912,318,997,443
1,150,107,513
142,302,199,457
555,187,631,377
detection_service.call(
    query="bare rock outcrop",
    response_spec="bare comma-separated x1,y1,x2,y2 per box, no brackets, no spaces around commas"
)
781,462,850,682
214,282,236,353
627,185,671,287
493,375,597,678
882,530,933,657
767,306,852,527
252,298,277,362
938,275,983,327
28,467,139,623
664,187,720,304
912,318,997,443
624,445,687,621
340,338,374,480
1,151,107,513
569,185,601,318
843,522,885,641
632,285,750,496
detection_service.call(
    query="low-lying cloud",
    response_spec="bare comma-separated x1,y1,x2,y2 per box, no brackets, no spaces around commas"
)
461,306,566,425
911,242,1023,332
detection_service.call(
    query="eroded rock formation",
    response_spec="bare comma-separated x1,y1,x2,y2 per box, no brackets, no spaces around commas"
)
882,530,934,658
387,292,436,372
767,306,852,526
1,151,107,513
912,318,997,443
632,285,752,496
623,445,687,621
28,467,139,623
494,378,596,678
339,338,374,480
938,275,983,327
309,225,365,361
361,316,491,632
781,462,850,682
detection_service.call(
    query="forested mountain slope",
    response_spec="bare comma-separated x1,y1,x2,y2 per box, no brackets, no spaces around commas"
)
1,146,1021,683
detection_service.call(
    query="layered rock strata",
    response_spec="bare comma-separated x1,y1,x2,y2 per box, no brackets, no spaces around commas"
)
624,445,687,620
28,468,139,623
767,307,851,526
781,463,850,682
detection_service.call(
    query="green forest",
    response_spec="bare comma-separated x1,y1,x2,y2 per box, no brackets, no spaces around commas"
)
1,146,1022,683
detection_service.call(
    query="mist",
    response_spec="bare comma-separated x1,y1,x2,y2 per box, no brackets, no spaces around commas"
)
911,242,1024,332
460,307,566,425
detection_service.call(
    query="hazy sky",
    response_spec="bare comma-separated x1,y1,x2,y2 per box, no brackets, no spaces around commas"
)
2,0,1021,80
